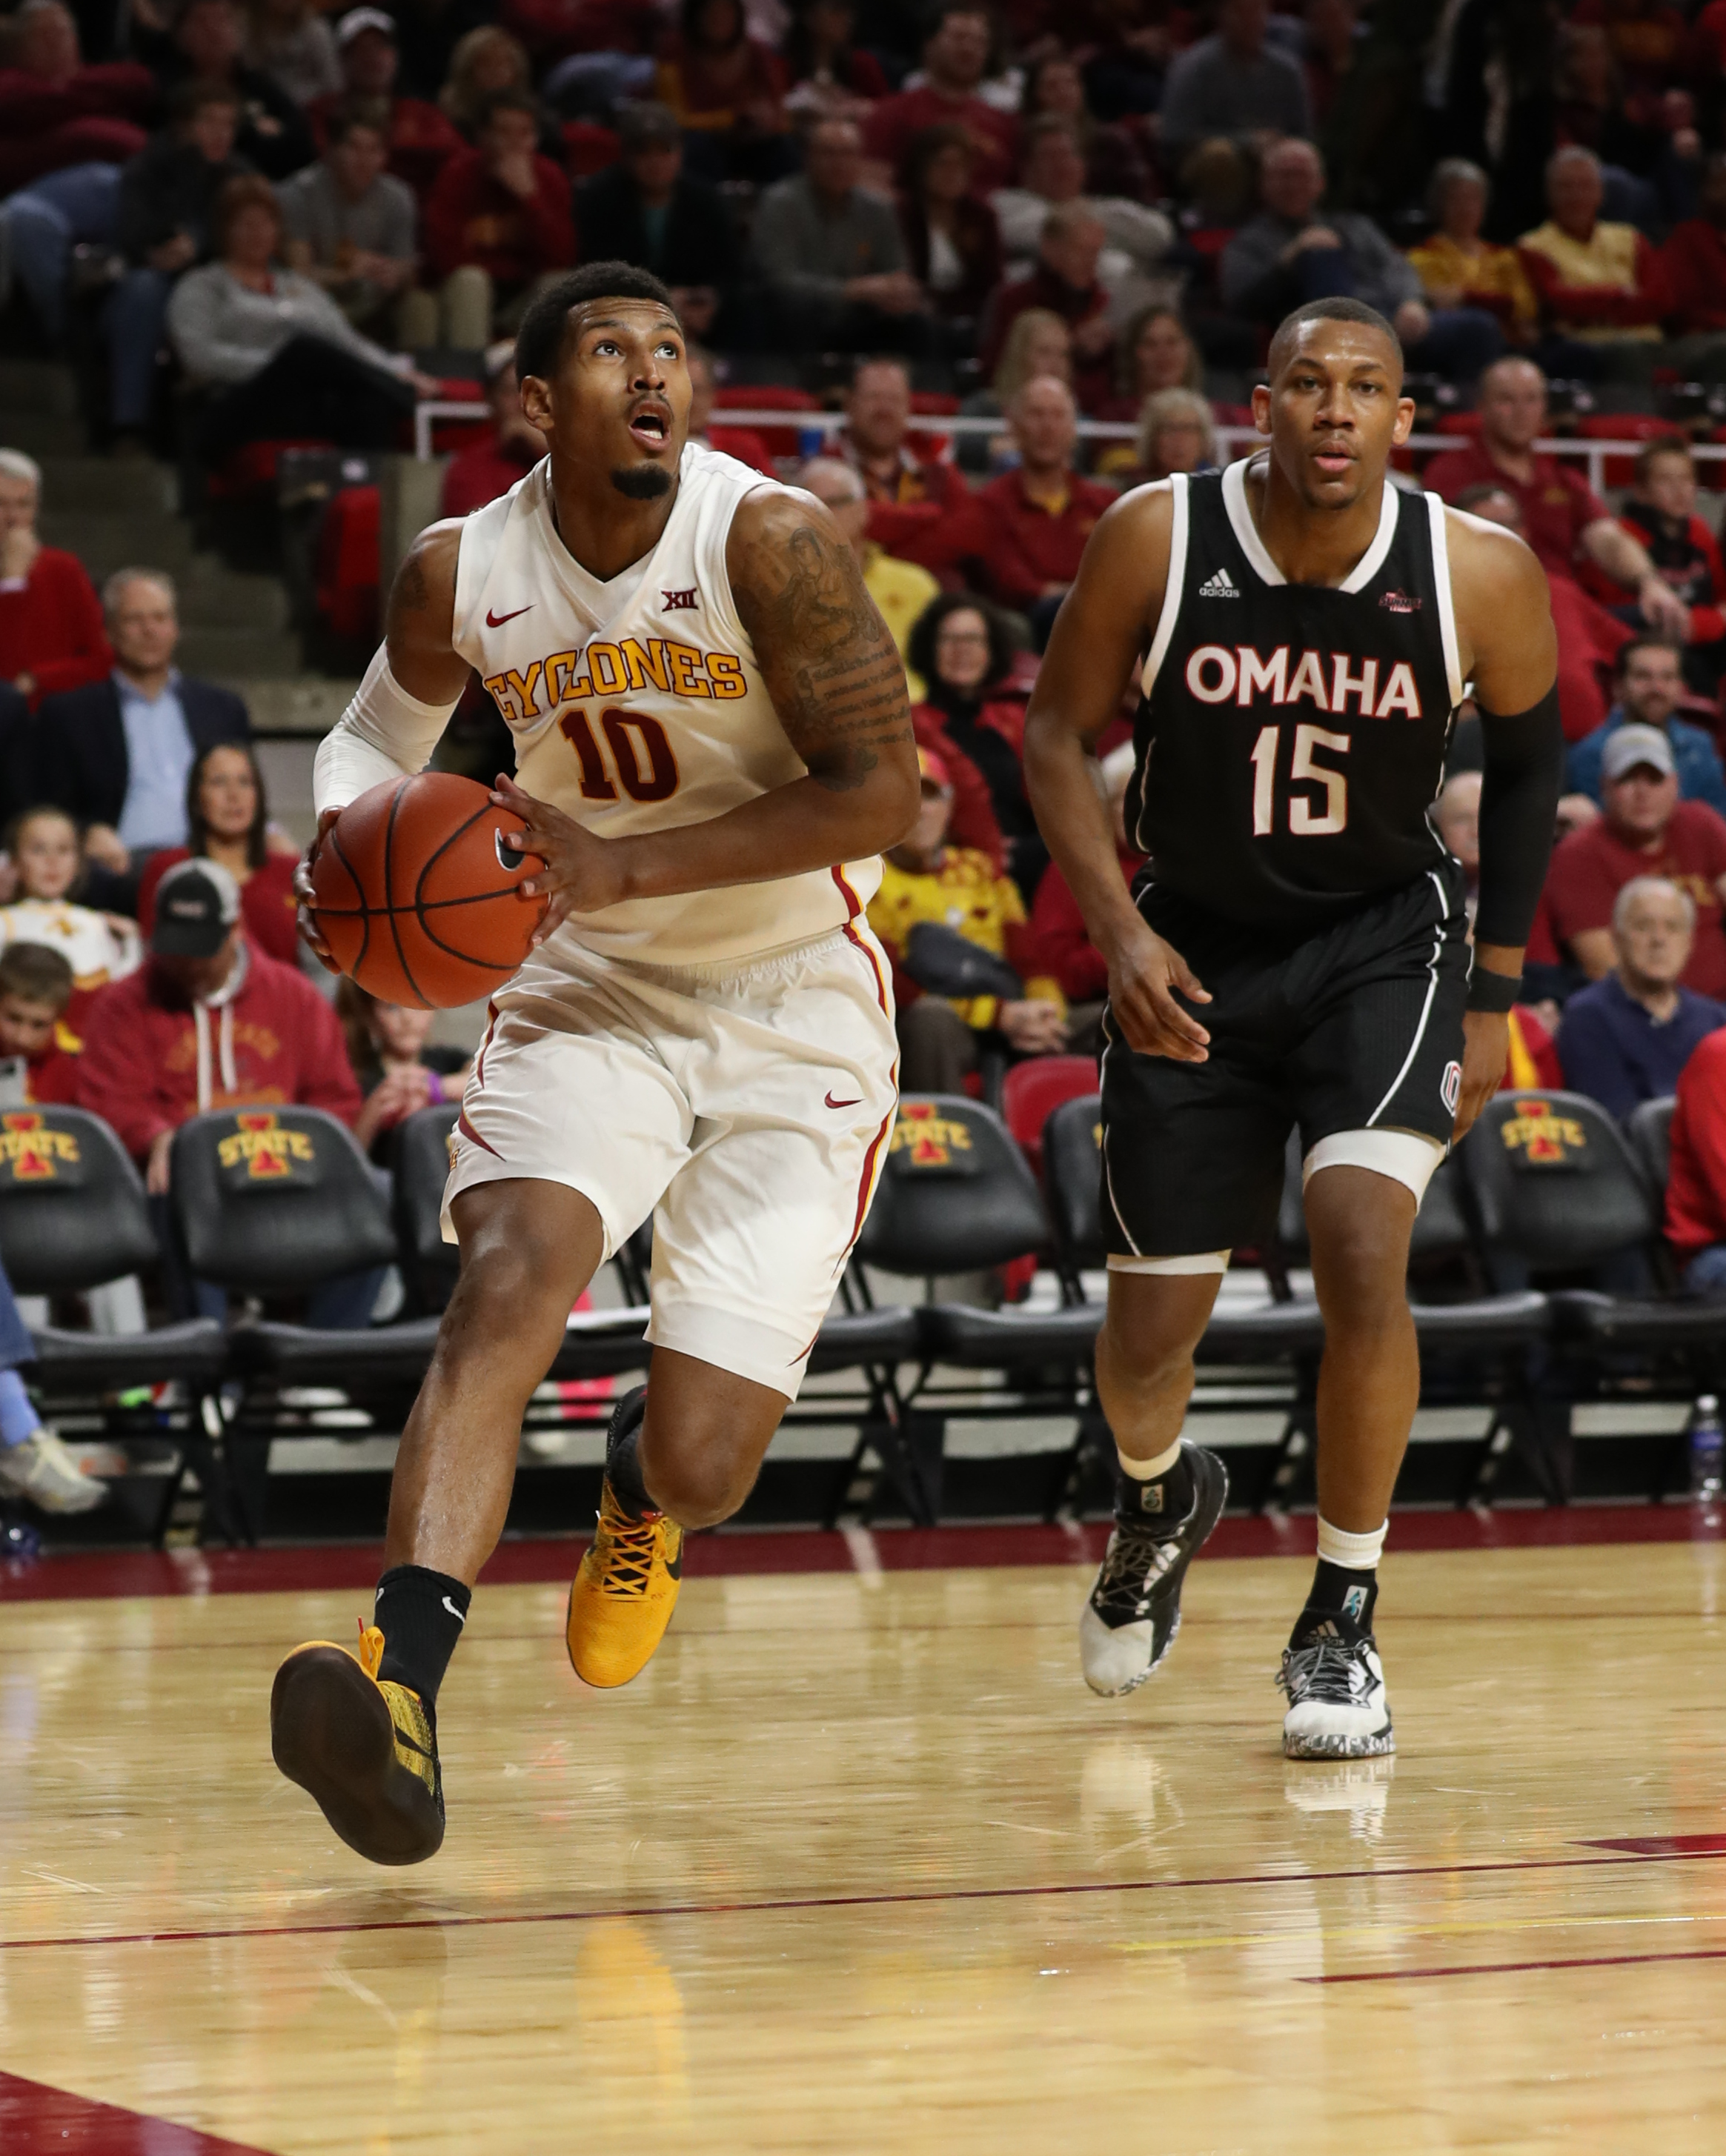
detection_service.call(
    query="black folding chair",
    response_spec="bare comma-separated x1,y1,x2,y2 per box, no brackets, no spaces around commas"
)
388,1100,650,1417
0,1105,228,1538
1461,1089,1723,1497
845,1094,1100,1523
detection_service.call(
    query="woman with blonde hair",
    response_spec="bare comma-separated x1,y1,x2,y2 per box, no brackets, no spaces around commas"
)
1134,387,1216,484
959,307,1071,472
439,26,534,139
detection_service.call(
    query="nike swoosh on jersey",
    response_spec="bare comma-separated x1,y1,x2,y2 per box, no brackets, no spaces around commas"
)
485,604,534,627
824,1091,862,1108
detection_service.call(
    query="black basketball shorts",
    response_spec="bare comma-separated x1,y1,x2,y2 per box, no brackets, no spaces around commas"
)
1099,865,1470,1261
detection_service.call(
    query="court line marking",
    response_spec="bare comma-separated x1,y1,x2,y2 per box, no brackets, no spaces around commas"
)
1304,1945,1726,1985
2,1844,1722,1956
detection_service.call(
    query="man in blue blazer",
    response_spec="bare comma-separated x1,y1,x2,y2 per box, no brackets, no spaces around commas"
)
35,568,250,901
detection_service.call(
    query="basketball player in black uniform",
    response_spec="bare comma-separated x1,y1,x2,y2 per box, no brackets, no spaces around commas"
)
1023,298,1562,1757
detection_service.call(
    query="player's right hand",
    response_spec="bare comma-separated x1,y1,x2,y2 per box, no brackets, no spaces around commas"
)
1105,918,1212,1063
296,808,342,974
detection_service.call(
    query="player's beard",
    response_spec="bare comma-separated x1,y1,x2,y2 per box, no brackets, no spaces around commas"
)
611,465,674,501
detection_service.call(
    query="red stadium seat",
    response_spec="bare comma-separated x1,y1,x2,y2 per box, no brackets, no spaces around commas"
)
706,423,776,476
205,436,333,500
714,383,822,460
1434,410,1484,436
1001,1056,1098,1180
316,485,381,642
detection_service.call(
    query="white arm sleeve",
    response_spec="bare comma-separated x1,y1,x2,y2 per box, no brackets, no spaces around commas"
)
313,643,463,814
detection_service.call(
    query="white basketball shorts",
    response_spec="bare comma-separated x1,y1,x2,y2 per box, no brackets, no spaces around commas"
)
443,921,898,1400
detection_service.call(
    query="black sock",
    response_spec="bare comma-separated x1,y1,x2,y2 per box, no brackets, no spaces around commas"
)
1116,1445,1195,1525
1290,1557,1378,1648
606,1425,655,1517
374,1566,470,1706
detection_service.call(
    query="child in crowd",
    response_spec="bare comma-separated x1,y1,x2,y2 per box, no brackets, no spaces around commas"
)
0,942,80,1105
0,808,140,998
338,979,471,1157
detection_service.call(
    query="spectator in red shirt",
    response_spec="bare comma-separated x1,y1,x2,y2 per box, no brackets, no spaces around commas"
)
907,590,1043,893
837,356,980,576
136,742,302,968
0,450,110,713
423,89,577,350
1424,357,1690,728
1531,725,1726,999
982,205,1117,415
1664,1024,1726,1291
1614,435,1726,694
0,0,153,195
308,10,467,204
76,858,374,1323
654,0,791,184
863,3,1017,196
440,339,548,517
972,375,1113,644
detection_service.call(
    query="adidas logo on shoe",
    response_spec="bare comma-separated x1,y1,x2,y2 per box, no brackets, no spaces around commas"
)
1198,568,1239,597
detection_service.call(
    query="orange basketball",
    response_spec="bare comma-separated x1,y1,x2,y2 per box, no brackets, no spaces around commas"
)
309,773,547,1008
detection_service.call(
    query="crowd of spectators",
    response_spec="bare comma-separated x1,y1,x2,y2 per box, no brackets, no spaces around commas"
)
10,0,1726,1518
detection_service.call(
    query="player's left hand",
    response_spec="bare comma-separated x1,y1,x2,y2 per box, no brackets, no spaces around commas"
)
1453,1009,1509,1142
491,773,624,941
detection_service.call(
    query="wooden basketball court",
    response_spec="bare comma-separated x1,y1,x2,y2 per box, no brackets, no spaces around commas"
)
2,1513,1723,2153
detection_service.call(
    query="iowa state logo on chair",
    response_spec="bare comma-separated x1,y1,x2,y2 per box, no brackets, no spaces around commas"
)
0,1111,80,1181
1499,1097,1587,1168
217,1111,318,1184
888,1100,977,1173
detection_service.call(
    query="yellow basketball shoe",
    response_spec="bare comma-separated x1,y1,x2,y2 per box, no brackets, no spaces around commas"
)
566,1387,683,1688
270,1624,445,1865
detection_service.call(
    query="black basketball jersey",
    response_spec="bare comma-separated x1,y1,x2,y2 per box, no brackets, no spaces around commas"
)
1124,460,1462,935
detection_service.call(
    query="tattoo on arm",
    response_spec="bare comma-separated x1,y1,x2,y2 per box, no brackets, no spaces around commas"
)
733,513,913,793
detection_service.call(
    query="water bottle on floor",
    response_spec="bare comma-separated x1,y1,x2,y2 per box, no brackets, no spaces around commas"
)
1687,1394,1723,1503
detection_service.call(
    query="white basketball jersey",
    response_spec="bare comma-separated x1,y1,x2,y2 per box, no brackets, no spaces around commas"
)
451,442,882,967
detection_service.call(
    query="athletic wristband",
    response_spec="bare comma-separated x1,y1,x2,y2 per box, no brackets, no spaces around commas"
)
1467,965,1521,1014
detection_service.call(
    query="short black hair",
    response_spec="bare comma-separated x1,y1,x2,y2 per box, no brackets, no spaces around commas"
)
1267,297,1403,382
906,590,1015,696
514,263,680,383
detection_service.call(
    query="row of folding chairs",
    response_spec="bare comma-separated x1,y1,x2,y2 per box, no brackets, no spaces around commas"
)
844,1085,1725,1520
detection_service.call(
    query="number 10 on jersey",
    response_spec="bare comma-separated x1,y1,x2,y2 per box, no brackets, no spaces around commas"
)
1249,722,1350,836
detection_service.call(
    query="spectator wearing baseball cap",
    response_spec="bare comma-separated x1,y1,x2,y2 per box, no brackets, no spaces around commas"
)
867,746,1068,1094
76,858,370,1321
1565,636,1726,819
1529,724,1726,1002
305,12,465,206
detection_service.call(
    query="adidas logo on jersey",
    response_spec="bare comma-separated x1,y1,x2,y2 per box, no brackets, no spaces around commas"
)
1198,568,1240,598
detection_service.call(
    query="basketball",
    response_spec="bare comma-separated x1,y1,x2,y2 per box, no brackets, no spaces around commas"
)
308,772,547,1008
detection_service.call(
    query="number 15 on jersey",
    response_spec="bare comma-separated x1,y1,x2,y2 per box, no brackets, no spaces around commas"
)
1249,723,1350,837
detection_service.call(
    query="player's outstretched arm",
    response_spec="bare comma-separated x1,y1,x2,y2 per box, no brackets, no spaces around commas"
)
499,493,920,935
299,524,471,965
1022,488,1211,1063
1445,510,1564,1138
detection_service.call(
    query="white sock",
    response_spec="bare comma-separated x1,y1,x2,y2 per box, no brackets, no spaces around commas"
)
1118,1437,1183,1480
1316,1515,1388,1570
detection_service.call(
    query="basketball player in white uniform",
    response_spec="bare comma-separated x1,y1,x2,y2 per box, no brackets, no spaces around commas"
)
270,264,917,1866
